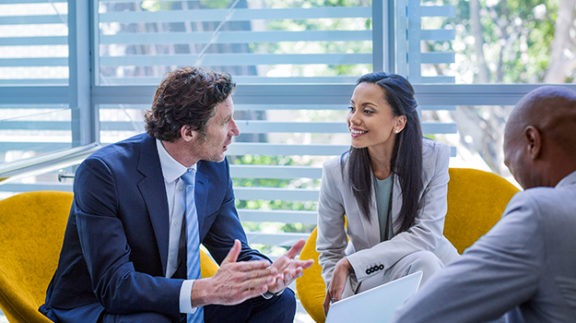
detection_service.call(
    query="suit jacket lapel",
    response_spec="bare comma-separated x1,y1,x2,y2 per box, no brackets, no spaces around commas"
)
343,160,380,246
137,136,171,275
365,179,380,246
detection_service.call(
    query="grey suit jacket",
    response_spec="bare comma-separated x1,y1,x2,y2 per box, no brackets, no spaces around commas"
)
316,139,459,285
392,171,576,323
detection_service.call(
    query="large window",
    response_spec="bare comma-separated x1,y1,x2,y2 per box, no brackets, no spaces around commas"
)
450,0,572,84
0,1,68,85
96,0,372,84
0,0,72,193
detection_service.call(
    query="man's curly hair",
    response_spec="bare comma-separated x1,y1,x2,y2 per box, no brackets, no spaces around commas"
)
145,66,236,141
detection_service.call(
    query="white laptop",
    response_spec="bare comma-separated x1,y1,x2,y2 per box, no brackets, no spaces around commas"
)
325,271,423,323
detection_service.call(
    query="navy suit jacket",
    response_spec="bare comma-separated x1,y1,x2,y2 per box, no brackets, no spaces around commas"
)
40,133,268,321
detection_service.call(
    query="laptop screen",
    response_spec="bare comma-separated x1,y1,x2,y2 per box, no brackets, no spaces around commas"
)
325,271,423,323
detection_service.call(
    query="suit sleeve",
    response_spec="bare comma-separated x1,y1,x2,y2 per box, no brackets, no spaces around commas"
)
316,158,348,284
347,142,453,282
391,192,542,323
74,157,183,316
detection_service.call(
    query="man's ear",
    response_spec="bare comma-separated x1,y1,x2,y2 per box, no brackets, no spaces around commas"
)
180,125,195,142
524,125,542,160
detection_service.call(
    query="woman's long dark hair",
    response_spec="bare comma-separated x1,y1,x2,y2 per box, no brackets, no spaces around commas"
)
345,72,423,232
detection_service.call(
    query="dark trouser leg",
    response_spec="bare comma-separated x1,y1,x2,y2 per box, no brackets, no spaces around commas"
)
204,288,296,323
46,303,176,323
100,311,175,323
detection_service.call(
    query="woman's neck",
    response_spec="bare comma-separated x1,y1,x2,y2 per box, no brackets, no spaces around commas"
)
369,147,393,180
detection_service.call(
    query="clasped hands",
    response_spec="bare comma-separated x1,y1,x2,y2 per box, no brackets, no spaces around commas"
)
192,239,313,307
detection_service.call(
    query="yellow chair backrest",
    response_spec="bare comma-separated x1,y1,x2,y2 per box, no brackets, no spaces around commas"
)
295,227,326,322
200,248,219,278
0,191,219,322
445,168,519,253
295,167,519,322
0,191,71,323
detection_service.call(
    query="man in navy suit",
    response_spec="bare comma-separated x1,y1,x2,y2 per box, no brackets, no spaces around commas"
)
40,66,313,322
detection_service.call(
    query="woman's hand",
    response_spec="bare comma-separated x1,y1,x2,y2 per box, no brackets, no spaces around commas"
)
323,257,353,314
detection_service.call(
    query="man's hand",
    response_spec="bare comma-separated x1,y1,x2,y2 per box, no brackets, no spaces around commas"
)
323,257,352,314
266,239,314,294
192,240,277,306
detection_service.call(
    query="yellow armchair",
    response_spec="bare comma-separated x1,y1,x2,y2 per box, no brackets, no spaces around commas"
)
0,191,71,323
295,227,326,322
295,168,520,322
443,168,519,253
0,191,219,322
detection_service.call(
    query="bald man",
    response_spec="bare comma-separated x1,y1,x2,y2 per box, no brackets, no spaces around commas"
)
392,86,576,323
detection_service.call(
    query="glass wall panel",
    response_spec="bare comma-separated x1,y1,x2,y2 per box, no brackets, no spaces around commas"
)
417,0,575,84
96,0,372,85
0,0,72,197
438,104,518,186
98,104,146,143
0,0,69,85
0,104,72,155
0,104,73,196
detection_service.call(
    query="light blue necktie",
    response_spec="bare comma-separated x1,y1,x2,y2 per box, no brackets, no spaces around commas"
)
181,169,204,323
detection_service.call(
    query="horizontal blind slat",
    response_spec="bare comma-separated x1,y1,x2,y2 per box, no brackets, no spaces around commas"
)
238,209,317,225
421,52,455,64
99,7,371,23
420,76,456,83
420,30,455,41
0,36,66,46
0,57,68,67
235,187,319,201
419,6,456,17
227,143,348,156
101,30,371,45
99,53,371,66
0,86,68,103
0,15,66,25
0,0,66,3
246,232,310,246
231,165,322,179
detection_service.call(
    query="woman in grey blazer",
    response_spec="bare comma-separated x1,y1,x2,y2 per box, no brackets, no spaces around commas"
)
317,72,459,313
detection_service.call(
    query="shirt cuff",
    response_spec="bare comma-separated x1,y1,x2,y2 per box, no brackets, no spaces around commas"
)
261,289,284,299
179,279,199,313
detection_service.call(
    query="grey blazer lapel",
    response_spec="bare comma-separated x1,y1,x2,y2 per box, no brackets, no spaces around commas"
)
342,160,380,248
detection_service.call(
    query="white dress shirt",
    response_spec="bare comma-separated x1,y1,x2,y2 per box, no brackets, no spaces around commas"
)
155,139,198,313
